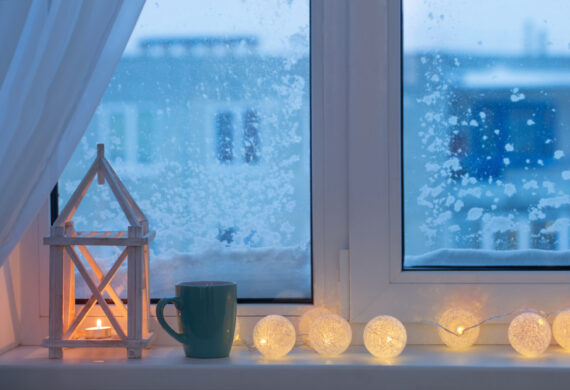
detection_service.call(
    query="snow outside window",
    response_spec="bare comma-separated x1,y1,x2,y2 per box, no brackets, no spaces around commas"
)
403,0,570,268
57,0,312,300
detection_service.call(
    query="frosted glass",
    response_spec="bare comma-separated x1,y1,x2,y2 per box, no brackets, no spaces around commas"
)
403,0,570,267
60,0,311,299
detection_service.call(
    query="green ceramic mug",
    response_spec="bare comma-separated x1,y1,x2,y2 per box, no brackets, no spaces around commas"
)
156,281,237,358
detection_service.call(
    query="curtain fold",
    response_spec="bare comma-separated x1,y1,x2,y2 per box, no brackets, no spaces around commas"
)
0,0,145,267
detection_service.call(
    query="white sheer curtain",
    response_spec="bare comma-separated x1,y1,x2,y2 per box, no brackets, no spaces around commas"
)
0,0,145,267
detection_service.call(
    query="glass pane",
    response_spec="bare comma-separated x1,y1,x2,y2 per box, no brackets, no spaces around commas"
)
403,0,570,267
60,0,311,299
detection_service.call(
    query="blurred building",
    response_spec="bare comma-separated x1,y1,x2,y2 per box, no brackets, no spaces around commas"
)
63,37,310,254
404,52,570,255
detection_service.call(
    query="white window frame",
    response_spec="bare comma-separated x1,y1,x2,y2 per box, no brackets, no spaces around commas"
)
18,0,349,345
348,0,570,337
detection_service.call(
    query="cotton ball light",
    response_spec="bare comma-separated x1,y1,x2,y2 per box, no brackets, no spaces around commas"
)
553,309,570,351
508,312,551,357
233,317,240,344
438,307,480,349
299,307,331,342
253,315,296,358
363,315,407,359
308,314,352,356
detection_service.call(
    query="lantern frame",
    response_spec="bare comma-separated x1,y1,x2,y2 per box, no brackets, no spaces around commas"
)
42,144,154,359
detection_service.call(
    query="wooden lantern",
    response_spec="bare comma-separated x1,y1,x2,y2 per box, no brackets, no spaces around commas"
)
43,144,155,359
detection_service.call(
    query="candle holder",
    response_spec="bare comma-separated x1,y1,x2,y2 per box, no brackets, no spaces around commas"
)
85,319,112,339
43,144,155,359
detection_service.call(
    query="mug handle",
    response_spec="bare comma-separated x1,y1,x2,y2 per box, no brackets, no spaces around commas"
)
156,297,186,344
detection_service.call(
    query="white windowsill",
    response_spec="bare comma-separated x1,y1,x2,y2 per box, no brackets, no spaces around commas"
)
2,345,570,390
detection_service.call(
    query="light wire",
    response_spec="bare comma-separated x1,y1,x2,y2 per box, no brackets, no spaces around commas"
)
421,307,564,336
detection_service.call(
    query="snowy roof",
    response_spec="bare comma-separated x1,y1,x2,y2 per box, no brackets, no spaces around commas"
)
462,65,570,88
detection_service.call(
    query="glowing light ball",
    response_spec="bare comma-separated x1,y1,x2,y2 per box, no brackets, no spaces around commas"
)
363,315,407,359
508,312,551,357
553,309,570,351
233,317,240,343
253,315,296,358
299,307,331,342
438,308,480,349
308,314,352,356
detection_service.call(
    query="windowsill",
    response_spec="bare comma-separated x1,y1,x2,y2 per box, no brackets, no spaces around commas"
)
2,345,570,389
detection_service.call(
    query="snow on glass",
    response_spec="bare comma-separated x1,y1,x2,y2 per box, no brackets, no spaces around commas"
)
59,0,311,299
403,0,570,267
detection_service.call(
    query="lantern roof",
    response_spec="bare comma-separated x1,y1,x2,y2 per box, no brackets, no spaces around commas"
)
52,144,149,232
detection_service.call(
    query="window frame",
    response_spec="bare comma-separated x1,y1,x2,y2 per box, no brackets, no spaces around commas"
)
347,0,570,328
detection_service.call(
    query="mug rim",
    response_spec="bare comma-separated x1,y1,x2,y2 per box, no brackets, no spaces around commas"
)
176,281,236,287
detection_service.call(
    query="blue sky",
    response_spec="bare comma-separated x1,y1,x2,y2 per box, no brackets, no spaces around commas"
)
125,1,570,57
405,0,570,56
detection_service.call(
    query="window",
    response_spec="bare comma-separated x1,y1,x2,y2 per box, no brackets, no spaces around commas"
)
31,0,570,343
243,109,260,164
56,0,313,302
108,112,127,161
138,110,154,163
348,0,570,327
402,0,570,268
216,111,234,163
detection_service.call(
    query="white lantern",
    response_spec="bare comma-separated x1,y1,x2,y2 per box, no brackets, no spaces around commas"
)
508,312,551,357
553,309,570,351
253,315,296,358
438,307,480,349
363,315,407,359
308,314,352,356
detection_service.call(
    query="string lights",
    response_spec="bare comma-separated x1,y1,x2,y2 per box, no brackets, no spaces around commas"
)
437,308,480,349
298,307,331,344
553,309,570,351
363,315,407,359
233,317,241,343
246,306,570,359
308,314,352,356
253,315,296,358
508,312,551,357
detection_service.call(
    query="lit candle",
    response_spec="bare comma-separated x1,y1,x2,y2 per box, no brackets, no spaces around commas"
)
85,319,112,339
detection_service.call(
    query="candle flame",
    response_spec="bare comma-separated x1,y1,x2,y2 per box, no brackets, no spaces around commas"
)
457,326,465,335
96,319,102,329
